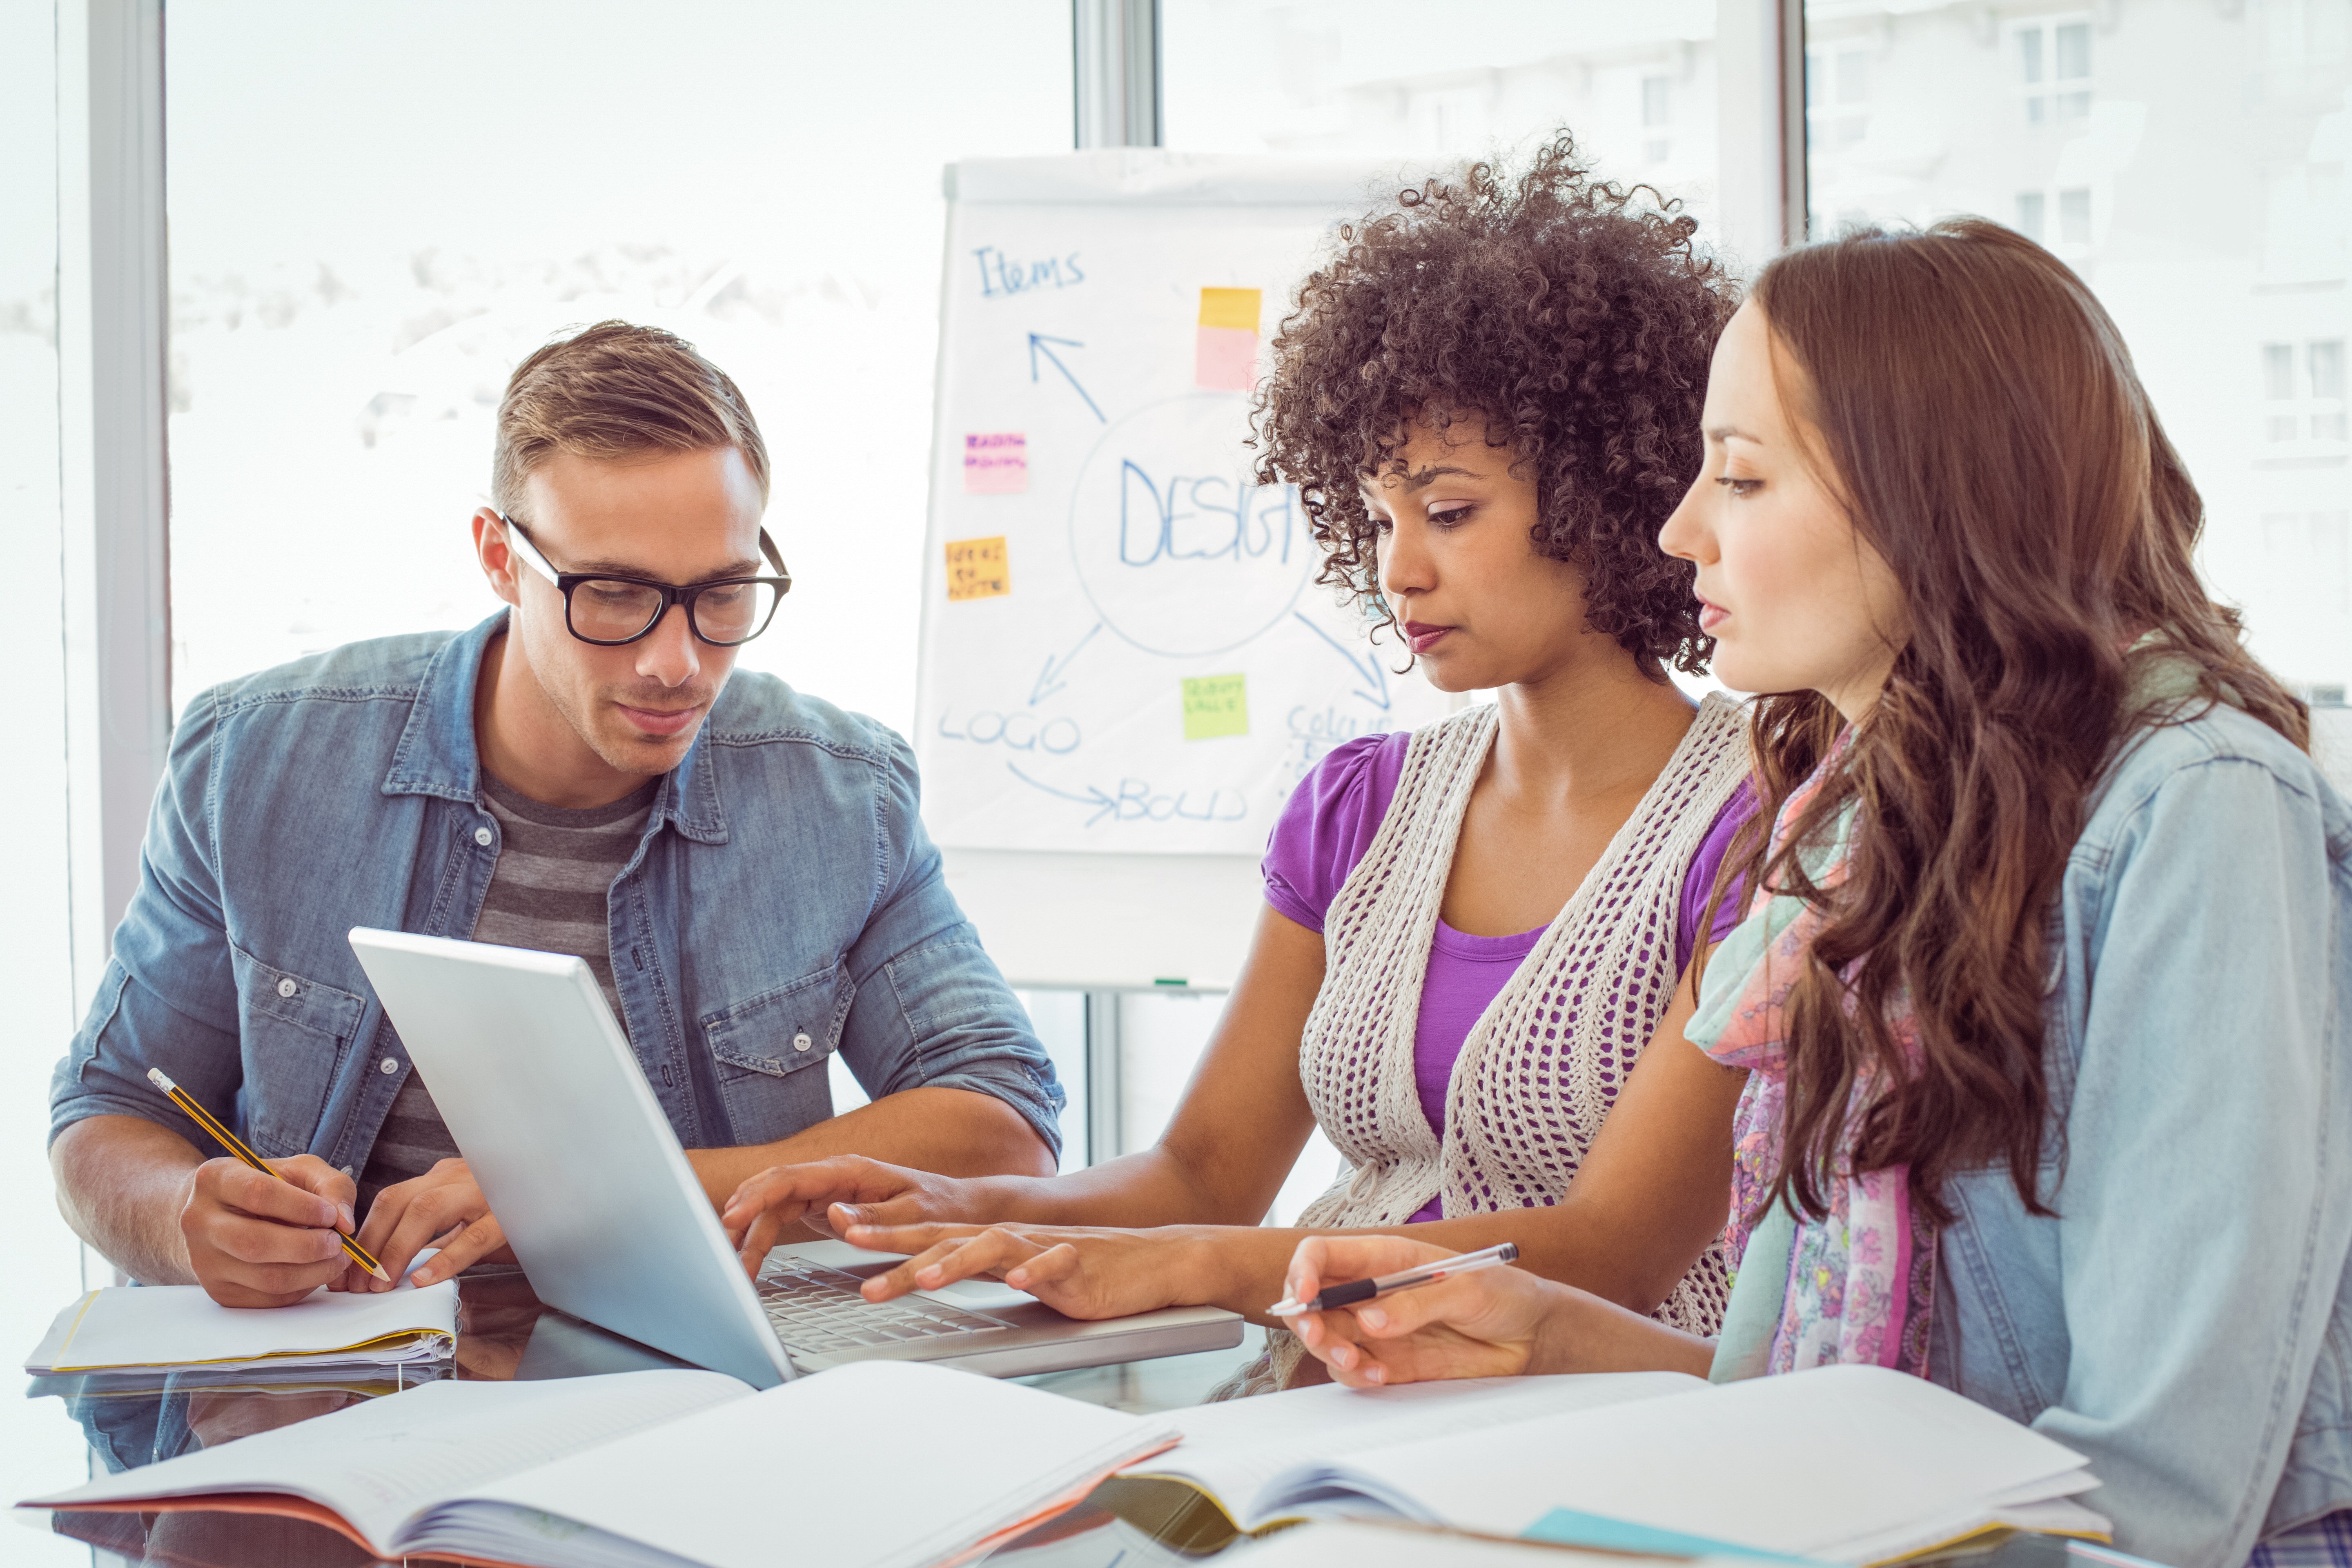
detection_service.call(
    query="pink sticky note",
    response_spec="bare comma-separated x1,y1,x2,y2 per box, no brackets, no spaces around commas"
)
1195,326,1258,391
963,432,1028,494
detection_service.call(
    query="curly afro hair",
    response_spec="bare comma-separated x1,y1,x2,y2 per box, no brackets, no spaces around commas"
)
1252,133,1734,675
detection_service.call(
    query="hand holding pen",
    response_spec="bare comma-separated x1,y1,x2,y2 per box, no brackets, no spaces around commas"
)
1268,1240,1520,1316
1277,1234,1561,1389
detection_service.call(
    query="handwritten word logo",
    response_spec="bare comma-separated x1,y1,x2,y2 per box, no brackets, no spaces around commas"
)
937,710,1082,755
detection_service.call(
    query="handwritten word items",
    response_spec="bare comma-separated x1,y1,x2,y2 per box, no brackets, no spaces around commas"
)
1183,674,1250,741
945,537,1012,602
973,246,1085,298
964,432,1028,494
1195,287,1262,391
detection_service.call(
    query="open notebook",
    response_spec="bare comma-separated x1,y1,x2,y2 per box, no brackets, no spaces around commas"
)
1126,1364,2109,1564
25,1278,457,1374
22,1360,1178,1568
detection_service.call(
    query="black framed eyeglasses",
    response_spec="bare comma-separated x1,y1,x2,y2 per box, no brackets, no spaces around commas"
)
496,514,793,647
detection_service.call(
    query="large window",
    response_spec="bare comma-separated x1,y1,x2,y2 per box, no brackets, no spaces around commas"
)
165,2,1076,739
2,3,99,1543
1805,0,2352,705
1163,0,1725,233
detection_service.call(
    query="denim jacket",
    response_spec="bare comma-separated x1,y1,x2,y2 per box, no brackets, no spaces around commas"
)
50,613,1062,1176
1927,701,2352,1568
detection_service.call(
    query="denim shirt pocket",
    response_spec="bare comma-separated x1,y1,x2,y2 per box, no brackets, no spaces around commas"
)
228,945,367,1158
700,962,855,1144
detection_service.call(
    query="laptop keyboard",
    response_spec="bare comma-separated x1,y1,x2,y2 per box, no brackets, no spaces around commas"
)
754,1255,1014,1357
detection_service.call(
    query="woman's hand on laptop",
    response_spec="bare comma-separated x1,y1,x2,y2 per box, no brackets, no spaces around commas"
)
352,1158,514,1291
836,1221,1203,1320
1282,1234,1566,1388
722,1156,983,1276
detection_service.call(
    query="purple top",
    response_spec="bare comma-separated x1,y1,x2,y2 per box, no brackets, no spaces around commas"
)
1265,730,1757,1223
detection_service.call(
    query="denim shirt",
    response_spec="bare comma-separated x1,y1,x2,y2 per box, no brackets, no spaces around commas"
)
50,613,1063,1176
1924,702,2352,1568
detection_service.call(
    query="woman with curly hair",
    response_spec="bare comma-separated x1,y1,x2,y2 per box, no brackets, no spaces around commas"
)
717,138,1759,1389
1280,219,2352,1567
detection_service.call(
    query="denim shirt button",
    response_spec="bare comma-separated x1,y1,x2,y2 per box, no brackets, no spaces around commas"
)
379,1057,399,1074
339,1165,354,1178
474,826,493,847
793,1032,813,1052
275,977,297,998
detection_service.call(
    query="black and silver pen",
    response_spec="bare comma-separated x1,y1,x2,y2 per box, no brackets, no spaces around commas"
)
1267,1241,1520,1317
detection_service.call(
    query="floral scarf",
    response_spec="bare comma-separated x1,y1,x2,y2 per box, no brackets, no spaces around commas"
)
1690,728,1938,1379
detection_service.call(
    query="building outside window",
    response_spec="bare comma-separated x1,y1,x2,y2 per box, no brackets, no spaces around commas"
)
1806,45,1872,152
1643,72,1674,164
2013,14,2094,124
1161,0,1724,235
1806,0,2352,703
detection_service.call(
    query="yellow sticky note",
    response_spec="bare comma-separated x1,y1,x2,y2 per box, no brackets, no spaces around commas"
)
1197,287,1262,332
1182,673,1249,740
945,537,1011,601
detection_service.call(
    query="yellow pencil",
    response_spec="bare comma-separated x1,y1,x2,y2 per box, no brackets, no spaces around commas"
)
146,1067,390,1283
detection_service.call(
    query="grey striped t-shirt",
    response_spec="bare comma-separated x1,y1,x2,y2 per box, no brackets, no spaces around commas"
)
356,771,658,1216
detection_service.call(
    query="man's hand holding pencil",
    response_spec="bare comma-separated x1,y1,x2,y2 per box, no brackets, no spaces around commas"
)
149,1067,390,1309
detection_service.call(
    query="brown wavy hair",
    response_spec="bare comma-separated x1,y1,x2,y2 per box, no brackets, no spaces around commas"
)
1251,133,1733,674
1735,219,2306,1225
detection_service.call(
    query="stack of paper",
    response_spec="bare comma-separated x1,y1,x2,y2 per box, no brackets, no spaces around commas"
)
25,1280,457,1375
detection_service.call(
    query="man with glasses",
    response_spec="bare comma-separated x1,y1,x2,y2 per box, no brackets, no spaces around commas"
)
49,321,1065,1306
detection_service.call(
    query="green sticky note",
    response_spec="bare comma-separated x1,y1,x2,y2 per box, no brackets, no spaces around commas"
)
1181,674,1249,741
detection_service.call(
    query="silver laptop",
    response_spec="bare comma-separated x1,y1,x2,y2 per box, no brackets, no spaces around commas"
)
347,927,1241,1389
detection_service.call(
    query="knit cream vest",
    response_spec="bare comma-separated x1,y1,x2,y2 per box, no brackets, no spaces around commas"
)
1225,693,1752,1396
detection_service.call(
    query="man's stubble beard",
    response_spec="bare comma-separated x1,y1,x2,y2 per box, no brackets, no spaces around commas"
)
545,664,726,780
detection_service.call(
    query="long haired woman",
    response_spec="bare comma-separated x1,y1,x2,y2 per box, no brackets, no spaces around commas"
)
1281,219,2352,1568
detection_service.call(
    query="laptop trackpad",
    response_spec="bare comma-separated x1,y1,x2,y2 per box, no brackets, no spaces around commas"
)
916,1278,1035,1314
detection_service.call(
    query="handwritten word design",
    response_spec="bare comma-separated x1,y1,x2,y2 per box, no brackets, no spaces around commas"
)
1069,395,1316,659
1118,463,1296,568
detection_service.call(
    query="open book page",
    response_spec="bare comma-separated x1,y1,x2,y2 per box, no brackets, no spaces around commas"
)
27,1277,459,1372
1238,1520,1771,1568
28,1370,746,1556
1278,1364,2096,1560
430,1361,1180,1568
1127,1372,1705,1530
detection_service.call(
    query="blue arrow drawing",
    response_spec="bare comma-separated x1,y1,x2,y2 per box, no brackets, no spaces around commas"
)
1294,612,1393,712
1028,333,1106,423
1029,622,1102,706
1006,761,1117,826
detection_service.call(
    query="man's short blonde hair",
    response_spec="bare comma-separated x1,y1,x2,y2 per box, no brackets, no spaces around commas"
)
491,320,770,517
